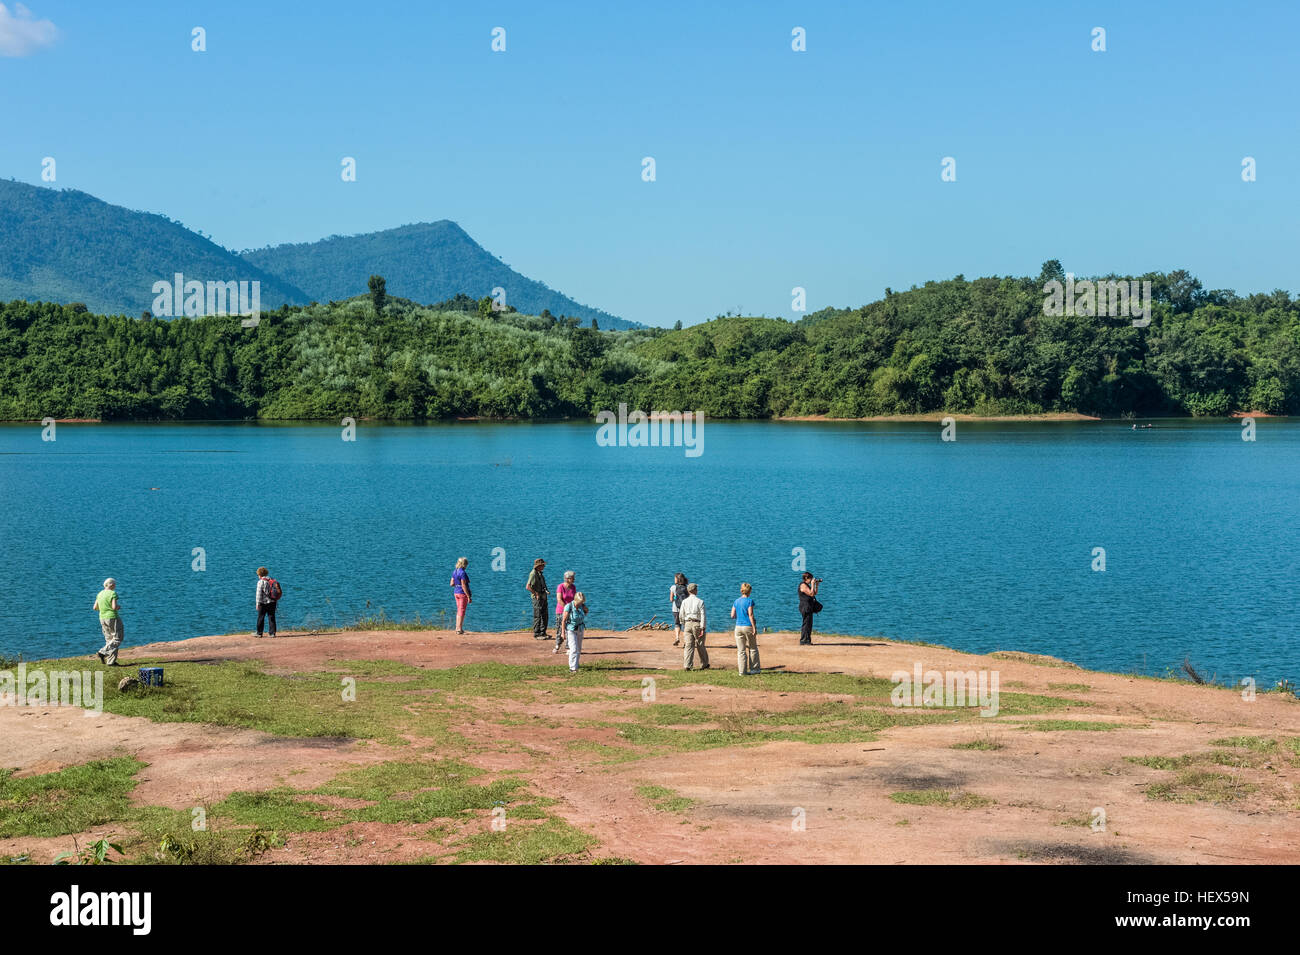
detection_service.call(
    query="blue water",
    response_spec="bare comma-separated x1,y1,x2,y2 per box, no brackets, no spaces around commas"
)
1,419,1297,685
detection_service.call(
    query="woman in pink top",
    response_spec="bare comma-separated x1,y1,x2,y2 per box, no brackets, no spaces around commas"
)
553,571,576,652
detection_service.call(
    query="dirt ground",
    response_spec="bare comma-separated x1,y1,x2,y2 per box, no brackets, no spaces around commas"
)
3,627,1298,864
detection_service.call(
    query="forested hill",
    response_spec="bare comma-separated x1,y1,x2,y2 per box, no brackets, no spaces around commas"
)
1,266,1297,420
240,221,636,329
0,180,311,316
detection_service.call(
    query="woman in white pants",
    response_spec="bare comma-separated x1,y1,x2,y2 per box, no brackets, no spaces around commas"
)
561,592,589,672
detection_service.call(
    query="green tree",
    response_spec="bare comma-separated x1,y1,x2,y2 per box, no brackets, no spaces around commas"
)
368,275,387,314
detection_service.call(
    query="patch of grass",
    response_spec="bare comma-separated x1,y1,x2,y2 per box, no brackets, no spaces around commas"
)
214,788,341,833
989,651,1080,669
629,703,714,725
0,758,145,838
343,610,447,632
1127,755,1190,771
312,759,483,801
1016,720,1125,732
351,779,528,824
564,740,642,763
636,785,694,813
47,657,483,747
592,856,638,865
1055,814,1096,828
451,817,596,864
1210,736,1276,752
1047,683,1093,693
1129,748,1275,772
888,790,994,809
1145,769,1256,804
952,736,1004,751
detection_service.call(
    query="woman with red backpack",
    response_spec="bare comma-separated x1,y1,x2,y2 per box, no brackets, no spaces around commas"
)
255,566,282,638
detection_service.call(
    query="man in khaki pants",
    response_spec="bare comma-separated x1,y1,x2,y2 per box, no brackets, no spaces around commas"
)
92,577,123,666
678,583,709,670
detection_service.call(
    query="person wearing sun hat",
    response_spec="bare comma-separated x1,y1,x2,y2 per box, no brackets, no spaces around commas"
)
526,558,549,640
92,577,124,666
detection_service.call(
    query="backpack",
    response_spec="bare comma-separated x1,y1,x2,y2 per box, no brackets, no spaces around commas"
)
672,584,687,608
265,578,283,602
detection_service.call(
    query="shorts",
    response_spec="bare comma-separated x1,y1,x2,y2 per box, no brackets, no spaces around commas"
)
672,610,681,626
455,592,469,613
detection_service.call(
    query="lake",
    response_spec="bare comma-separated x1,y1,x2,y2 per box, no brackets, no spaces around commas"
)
1,418,1296,686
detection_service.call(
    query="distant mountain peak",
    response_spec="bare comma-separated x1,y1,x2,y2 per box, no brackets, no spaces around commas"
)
241,221,636,328
0,180,633,326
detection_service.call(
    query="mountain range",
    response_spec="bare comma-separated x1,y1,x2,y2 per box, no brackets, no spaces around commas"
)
0,180,632,327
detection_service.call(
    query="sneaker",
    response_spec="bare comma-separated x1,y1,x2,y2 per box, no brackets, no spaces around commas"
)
95,651,105,663
552,646,560,654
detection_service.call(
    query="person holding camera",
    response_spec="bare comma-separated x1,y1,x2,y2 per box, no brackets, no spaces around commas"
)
798,572,823,645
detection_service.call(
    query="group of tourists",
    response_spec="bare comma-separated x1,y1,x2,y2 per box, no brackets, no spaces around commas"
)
87,561,823,675
522,559,588,672
496,561,825,675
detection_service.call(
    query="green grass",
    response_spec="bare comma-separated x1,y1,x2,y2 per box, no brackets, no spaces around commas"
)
1016,720,1126,732
449,817,596,864
343,610,447,632
1144,769,1257,804
1210,736,1277,752
214,789,341,832
888,790,994,809
312,759,484,801
1127,745,1278,773
1055,814,1097,827
628,704,715,725
35,657,1078,762
989,651,1080,669
952,737,1004,751
636,785,694,813
1,752,588,865
1047,683,1093,693
0,758,145,838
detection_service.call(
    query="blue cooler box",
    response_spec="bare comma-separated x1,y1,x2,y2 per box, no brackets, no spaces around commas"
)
138,667,164,687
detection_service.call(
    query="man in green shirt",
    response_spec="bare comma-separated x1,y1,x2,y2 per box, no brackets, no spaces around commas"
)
525,559,549,640
92,577,124,666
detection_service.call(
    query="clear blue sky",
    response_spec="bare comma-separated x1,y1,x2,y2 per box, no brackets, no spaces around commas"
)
3,0,1297,326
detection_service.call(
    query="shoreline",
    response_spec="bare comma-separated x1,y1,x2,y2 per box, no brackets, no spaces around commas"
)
3,411,1291,425
19,624,1272,691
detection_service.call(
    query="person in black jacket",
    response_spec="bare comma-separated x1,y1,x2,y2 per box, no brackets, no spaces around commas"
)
798,572,822,645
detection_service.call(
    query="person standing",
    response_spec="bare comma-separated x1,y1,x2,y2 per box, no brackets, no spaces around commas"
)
92,577,124,666
798,572,822,645
669,572,689,647
679,582,709,670
553,571,577,653
451,558,472,634
526,558,549,640
730,582,760,675
560,591,589,672
255,566,281,638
